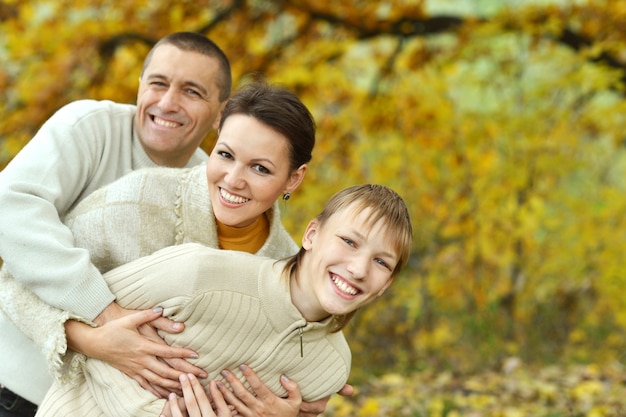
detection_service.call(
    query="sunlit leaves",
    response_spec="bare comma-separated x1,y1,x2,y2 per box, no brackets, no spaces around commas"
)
2,0,626,400
324,362,626,416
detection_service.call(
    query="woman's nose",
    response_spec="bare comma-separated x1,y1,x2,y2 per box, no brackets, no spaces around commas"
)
224,165,246,189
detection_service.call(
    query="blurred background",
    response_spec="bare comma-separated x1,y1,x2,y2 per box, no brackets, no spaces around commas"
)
2,0,626,415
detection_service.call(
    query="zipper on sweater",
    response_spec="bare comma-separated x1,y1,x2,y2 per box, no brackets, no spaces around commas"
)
299,326,304,357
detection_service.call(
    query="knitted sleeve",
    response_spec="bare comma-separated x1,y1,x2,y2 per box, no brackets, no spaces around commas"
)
0,267,90,386
0,100,137,319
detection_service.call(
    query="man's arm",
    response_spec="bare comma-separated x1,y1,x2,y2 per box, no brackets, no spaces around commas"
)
0,101,135,319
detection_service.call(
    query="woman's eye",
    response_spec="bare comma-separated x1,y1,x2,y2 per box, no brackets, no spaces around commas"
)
253,164,270,174
217,151,233,159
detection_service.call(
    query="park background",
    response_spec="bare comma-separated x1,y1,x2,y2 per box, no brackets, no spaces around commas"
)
1,0,626,415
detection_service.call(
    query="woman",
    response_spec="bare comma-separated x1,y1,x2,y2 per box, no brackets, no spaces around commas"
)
0,81,336,415
35,184,413,417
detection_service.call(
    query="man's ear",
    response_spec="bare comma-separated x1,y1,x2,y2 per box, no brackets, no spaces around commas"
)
212,102,227,130
302,218,319,250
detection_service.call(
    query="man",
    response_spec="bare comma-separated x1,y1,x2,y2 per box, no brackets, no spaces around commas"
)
0,31,231,416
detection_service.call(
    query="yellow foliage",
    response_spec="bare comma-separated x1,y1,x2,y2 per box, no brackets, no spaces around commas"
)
3,0,626,396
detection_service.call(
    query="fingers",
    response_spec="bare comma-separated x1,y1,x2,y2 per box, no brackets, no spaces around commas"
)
180,374,215,417
299,395,329,417
124,306,167,327
237,365,274,401
132,363,182,396
151,316,186,334
279,374,302,404
218,366,301,417
163,358,208,379
337,383,355,397
207,381,231,417
165,392,186,417
218,369,255,410
137,324,201,361
164,379,231,417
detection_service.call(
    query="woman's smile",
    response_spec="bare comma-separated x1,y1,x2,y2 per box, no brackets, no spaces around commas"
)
219,187,250,205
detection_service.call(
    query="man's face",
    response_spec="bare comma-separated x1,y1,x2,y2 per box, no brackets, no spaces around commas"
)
135,44,224,167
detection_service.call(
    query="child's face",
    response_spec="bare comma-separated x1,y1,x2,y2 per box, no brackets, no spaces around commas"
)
299,206,399,321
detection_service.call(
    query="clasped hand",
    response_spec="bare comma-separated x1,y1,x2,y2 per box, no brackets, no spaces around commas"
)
66,301,205,397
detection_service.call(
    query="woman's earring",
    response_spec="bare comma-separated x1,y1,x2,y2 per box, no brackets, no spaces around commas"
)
283,192,291,201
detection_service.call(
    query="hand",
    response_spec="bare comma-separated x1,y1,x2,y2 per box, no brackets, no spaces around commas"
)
299,384,354,417
66,303,207,397
162,374,231,417
217,365,301,417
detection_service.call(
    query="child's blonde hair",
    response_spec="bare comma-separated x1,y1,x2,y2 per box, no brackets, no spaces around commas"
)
285,184,413,332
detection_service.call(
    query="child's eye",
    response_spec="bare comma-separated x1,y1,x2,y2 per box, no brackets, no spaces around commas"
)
375,258,391,270
342,237,356,247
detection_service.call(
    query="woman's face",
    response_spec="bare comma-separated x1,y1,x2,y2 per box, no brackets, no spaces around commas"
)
206,114,305,228
297,207,399,321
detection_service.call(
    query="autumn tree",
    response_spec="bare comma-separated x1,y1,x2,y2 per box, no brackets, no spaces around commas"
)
2,0,626,383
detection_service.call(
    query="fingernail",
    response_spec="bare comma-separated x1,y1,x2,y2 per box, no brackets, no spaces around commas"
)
216,381,225,389
188,373,196,381
221,370,229,378
153,306,164,314
172,322,183,330
239,364,248,372
179,373,188,382
281,374,290,382
188,352,199,359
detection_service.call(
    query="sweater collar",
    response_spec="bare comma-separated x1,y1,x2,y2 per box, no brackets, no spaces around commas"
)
259,261,334,335
131,124,159,170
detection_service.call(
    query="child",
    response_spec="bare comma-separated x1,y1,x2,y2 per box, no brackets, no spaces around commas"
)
35,184,413,417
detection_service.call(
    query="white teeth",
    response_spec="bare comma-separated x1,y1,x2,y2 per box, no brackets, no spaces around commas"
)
154,117,178,128
331,275,358,295
220,188,249,204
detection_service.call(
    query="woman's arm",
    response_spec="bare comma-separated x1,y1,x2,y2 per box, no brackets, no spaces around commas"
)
66,305,208,397
0,267,207,394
